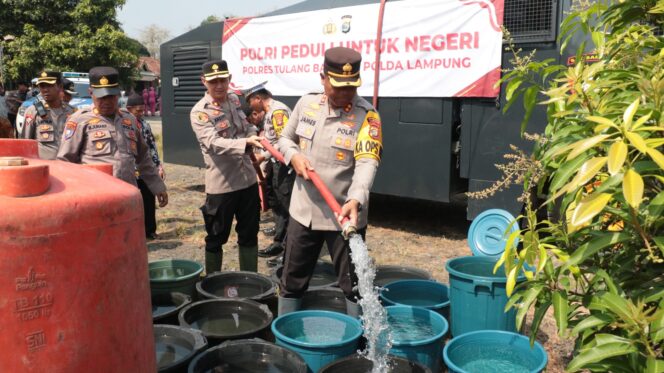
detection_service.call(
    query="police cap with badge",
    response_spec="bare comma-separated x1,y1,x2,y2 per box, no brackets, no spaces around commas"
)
242,81,270,101
36,70,62,85
324,47,362,87
89,66,121,97
202,60,230,81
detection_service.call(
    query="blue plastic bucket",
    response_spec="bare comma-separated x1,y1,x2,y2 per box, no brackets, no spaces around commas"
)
380,280,450,322
387,305,448,372
271,310,363,373
446,256,525,337
443,330,548,373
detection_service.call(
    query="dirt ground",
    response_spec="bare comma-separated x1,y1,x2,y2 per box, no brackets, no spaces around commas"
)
146,119,573,372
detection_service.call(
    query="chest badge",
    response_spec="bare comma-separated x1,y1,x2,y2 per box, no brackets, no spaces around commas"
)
93,131,105,138
95,142,104,150
41,133,50,139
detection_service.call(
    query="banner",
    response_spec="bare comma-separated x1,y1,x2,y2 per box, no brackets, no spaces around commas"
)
222,0,503,97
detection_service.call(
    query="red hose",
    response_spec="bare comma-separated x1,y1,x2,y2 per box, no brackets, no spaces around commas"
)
259,139,350,226
372,0,388,109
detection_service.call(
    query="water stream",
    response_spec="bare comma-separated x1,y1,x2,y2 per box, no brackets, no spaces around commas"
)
348,234,392,373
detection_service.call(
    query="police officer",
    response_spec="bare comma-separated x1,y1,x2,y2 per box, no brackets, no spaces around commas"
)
57,67,168,208
190,60,264,274
277,47,383,316
61,78,77,104
22,71,75,159
244,82,295,259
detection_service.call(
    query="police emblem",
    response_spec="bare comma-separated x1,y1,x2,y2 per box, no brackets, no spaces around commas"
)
198,112,210,122
369,127,380,139
323,20,337,35
64,121,77,140
100,76,109,85
41,71,48,78
212,64,219,71
341,15,352,33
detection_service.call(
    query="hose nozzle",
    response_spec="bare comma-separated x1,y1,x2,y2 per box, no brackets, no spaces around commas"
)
342,221,358,240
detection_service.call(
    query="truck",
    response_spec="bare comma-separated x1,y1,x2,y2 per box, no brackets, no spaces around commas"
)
159,0,570,220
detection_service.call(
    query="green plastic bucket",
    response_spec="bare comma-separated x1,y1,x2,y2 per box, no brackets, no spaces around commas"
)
445,256,525,337
149,259,203,298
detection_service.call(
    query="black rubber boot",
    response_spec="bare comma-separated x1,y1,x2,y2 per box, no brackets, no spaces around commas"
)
239,245,258,272
205,250,222,275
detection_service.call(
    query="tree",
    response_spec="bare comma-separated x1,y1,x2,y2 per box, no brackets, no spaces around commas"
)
0,0,139,84
494,0,663,371
200,15,221,26
127,37,150,57
138,24,170,59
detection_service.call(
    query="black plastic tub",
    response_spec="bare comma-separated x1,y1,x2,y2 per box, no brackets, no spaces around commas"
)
188,338,307,373
301,287,347,314
178,299,273,346
153,292,192,325
154,325,207,373
319,354,432,373
196,271,276,314
271,260,339,289
374,265,432,287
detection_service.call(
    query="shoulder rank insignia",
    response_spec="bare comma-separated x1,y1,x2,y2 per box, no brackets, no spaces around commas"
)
304,111,316,118
88,118,101,125
309,102,320,110
122,118,132,126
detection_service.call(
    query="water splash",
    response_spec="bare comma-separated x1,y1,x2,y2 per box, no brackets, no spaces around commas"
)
349,234,392,373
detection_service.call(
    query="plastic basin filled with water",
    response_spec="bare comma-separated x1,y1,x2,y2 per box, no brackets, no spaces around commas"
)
443,330,547,373
319,353,433,373
149,259,203,297
187,339,307,373
179,299,273,345
374,265,432,287
153,324,207,373
271,310,363,373
387,305,448,373
272,260,338,289
152,292,192,325
380,280,449,321
196,271,275,301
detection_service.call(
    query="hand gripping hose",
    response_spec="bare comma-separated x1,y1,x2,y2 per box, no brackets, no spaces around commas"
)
259,139,357,238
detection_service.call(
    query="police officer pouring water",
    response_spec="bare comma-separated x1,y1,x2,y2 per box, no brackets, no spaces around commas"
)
244,81,295,260
190,60,264,274
57,67,168,208
21,71,75,159
277,47,383,316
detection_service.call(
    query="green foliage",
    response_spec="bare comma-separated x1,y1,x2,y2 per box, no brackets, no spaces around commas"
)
497,0,664,371
0,0,139,83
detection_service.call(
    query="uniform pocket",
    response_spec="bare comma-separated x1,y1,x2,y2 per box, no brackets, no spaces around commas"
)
37,126,54,143
89,130,113,156
295,123,316,140
330,135,355,164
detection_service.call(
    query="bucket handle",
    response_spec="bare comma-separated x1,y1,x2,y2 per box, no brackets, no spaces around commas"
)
473,279,494,292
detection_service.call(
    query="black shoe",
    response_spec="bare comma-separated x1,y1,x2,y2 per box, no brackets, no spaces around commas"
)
146,233,159,240
258,243,284,257
267,255,284,267
262,226,276,236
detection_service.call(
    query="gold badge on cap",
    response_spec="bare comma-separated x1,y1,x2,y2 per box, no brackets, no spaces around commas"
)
41,71,48,77
342,63,352,75
100,76,109,85
212,64,219,71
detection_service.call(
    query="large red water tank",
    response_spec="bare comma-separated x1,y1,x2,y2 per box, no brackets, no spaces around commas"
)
0,139,156,372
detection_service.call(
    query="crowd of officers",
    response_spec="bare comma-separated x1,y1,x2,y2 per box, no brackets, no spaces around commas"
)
10,46,383,317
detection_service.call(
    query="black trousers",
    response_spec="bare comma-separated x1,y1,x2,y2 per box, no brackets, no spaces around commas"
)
280,218,366,300
137,178,157,236
271,162,296,244
201,183,260,252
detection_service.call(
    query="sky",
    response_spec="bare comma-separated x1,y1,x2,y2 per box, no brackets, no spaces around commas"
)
117,0,303,41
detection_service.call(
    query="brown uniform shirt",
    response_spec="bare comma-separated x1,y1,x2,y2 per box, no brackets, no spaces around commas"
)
56,107,166,195
22,102,75,159
190,92,258,194
279,93,383,230
259,99,291,159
